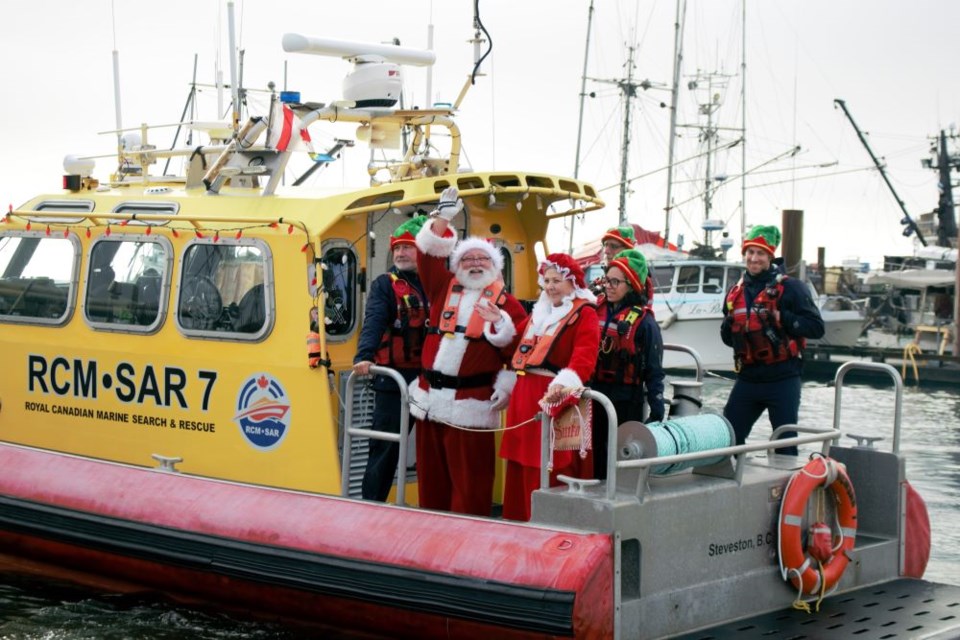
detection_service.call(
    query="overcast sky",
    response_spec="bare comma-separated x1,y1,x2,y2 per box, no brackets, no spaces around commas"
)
1,0,957,267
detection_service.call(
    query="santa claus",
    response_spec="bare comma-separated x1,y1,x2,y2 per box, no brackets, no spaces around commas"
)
410,187,527,516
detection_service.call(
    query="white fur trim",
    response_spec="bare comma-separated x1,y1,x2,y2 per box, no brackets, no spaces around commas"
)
494,369,517,394
483,309,517,347
552,368,583,390
575,287,598,305
530,289,596,335
431,287,480,375
416,218,457,257
449,237,504,272
409,379,429,420
408,383,502,429
530,292,571,335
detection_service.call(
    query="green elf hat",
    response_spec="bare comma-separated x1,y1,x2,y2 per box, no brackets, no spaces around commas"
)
742,225,780,256
607,249,648,292
602,225,637,249
390,215,428,249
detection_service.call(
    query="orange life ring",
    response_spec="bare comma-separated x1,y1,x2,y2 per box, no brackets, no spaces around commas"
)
777,455,857,596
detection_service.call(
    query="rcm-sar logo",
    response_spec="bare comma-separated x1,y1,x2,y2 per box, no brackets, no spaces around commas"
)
233,374,291,450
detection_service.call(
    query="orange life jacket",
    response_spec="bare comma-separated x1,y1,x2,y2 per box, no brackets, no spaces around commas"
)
594,303,649,384
435,279,506,340
725,275,804,369
306,331,322,368
375,273,427,368
512,298,593,371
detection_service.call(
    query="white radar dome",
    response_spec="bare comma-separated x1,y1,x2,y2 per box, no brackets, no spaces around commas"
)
63,155,95,177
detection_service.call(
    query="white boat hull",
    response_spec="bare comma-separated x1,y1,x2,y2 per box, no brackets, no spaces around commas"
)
809,310,864,348
659,313,734,371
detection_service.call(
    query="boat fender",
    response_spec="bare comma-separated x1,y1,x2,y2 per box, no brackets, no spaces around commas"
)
659,311,677,330
777,454,857,611
902,480,931,578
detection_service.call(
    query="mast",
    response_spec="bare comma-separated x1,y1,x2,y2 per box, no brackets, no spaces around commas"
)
617,45,637,224
663,0,686,246
678,69,734,251
935,130,959,247
701,74,718,242
227,0,241,133
740,0,747,239
568,0,595,253
110,2,122,152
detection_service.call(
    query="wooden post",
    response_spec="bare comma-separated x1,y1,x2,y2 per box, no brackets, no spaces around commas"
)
955,226,959,357
781,209,804,278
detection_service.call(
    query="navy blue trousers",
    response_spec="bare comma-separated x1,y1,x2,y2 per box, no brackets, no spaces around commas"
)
723,376,801,455
591,396,645,481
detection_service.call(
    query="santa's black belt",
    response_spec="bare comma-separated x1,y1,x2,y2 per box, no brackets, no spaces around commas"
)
423,369,495,390
427,325,469,336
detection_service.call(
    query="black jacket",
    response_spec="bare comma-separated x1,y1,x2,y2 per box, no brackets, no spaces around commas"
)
593,302,666,422
721,266,824,382
354,268,426,391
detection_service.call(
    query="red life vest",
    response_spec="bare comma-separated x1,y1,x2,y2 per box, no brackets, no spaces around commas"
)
435,279,506,339
512,298,593,371
594,301,649,385
725,275,804,369
375,273,427,368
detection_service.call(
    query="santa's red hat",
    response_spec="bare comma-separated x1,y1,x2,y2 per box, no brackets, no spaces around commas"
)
538,253,587,289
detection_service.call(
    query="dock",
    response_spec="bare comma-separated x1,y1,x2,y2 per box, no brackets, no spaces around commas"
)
803,344,960,389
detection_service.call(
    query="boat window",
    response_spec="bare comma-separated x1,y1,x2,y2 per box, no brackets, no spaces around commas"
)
585,264,604,286
676,266,701,293
321,242,358,339
0,232,78,325
703,266,724,294
27,200,94,225
176,240,274,340
112,201,179,226
651,266,674,293
498,245,513,293
725,267,743,290
84,236,172,332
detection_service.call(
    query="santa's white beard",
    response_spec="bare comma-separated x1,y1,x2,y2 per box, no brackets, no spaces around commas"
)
455,265,497,290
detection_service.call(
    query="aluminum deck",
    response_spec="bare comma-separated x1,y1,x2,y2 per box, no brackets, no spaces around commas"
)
676,578,960,639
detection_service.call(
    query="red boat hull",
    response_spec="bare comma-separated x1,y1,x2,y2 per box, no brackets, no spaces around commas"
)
0,444,613,638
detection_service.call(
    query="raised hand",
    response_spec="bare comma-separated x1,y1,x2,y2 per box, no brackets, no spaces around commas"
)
435,186,463,221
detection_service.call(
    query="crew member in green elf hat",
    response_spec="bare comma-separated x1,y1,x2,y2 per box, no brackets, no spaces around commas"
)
352,215,430,501
591,249,665,480
720,224,824,456
601,225,637,263
593,225,656,306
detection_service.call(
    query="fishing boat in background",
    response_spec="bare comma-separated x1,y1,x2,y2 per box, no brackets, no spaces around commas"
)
800,109,959,385
2,3,960,638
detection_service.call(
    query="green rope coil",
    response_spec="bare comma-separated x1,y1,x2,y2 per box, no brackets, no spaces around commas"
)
645,413,734,475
